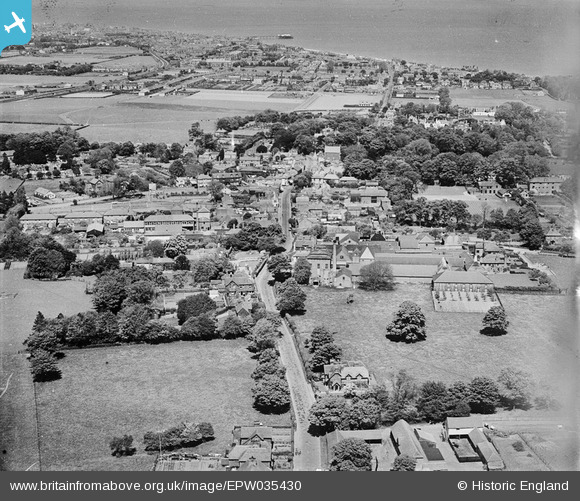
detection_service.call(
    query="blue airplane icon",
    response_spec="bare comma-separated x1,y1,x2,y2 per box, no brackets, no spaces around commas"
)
1,1,32,55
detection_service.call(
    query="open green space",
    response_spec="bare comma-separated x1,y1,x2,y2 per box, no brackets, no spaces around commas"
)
0,270,93,471
526,254,576,290
292,284,576,394
0,92,300,143
34,340,290,471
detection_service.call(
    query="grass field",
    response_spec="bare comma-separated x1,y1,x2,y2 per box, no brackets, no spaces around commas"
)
0,92,301,143
526,254,576,290
449,88,575,113
292,284,577,396
34,340,290,471
0,270,93,471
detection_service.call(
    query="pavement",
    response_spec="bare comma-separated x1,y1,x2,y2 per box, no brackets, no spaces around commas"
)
255,267,321,471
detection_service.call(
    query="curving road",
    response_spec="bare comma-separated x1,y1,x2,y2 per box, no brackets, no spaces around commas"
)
256,267,321,471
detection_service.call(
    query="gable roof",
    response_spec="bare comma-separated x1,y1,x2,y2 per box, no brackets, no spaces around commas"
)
433,270,493,285
390,420,424,459
446,416,484,430
398,235,419,249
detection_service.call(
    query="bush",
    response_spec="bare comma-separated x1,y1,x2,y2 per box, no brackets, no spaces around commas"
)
252,375,291,414
512,440,525,452
181,313,217,340
481,306,509,336
176,293,217,325
392,454,417,471
110,435,136,457
142,320,180,344
30,349,62,382
143,422,215,452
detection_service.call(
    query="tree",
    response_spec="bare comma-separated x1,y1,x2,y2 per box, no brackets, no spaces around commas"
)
252,358,286,380
32,311,46,333
417,381,451,423
29,349,61,382
469,377,500,414
293,257,312,285
330,438,373,471
309,396,348,433
358,262,395,291
117,305,152,343
219,315,251,339
110,435,136,457
252,375,291,414
65,311,98,347
176,293,217,325
383,370,421,424
26,248,68,280
92,272,128,314
174,254,190,271
386,301,427,343
519,219,545,250
164,234,188,259
141,320,180,344
208,180,224,202
309,326,335,353
392,454,417,471
275,278,306,314
447,381,472,417
181,313,217,340
438,87,452,113
268,254,292,282
481,306,509,336
125,280,156,306
309,342,342,372
497,368,534,410
345,397,381,430
247,319,279,353
1,153,11,174
169,159,185,178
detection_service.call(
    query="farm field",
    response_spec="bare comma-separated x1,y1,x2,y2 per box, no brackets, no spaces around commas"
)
92,55,159,71
34,340,290,471
297,92,381,112
0,92,302,143
0,270,93,471
0,74,112,92
0,47,143,67
415,185,520,215
449,88,575,113
292,284,577,405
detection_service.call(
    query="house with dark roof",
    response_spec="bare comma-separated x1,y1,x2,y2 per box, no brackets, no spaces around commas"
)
322,361,370,392
223,272,255,297
432,270,494,293
230,425,293,471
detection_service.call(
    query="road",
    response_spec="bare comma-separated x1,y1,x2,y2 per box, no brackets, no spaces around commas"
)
255,267,321,471
378,62,395,115
278,187,293,246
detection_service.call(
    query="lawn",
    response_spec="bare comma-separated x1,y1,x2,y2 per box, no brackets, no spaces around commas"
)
0,270,93,471
526,254,576,290
34,340,290,471
0,92,300,143
291,284,577,395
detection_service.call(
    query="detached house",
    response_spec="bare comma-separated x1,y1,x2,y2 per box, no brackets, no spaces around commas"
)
322,362,370,392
